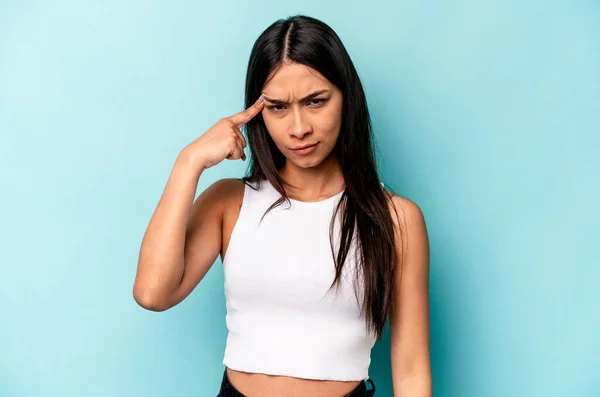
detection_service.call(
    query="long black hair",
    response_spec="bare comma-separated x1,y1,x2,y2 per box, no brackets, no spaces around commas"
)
241,15,403,340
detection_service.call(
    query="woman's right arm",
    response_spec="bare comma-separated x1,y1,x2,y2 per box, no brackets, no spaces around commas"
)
133,152,219,312
133,94,265,311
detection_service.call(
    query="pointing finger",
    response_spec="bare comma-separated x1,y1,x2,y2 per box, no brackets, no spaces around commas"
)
228,94,265,128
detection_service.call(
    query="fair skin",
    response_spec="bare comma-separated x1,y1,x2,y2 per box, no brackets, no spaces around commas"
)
133,61,431,397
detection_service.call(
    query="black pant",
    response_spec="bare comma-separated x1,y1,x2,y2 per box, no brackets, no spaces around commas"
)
217,369,376,397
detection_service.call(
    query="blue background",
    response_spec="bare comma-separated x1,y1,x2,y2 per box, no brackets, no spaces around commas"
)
1,1,598,396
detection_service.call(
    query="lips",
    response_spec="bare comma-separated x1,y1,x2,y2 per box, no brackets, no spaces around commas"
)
291,142,319,155
291,143,318,150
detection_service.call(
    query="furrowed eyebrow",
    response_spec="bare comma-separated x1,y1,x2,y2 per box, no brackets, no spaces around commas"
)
262,90,330,105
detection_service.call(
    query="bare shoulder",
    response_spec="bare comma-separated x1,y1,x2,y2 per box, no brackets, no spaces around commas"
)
383,188,427,231
199,178,245,206
190,178,245,222
205,177,245,195
383,189,430,278
207,178,246,219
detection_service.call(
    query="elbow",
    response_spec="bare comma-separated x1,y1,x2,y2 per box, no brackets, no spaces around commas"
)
132,283,173,312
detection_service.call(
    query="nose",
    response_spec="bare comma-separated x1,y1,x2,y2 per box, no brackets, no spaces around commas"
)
289,107,312,139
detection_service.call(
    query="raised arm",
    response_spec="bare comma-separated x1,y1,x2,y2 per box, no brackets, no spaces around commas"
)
133,94,265,311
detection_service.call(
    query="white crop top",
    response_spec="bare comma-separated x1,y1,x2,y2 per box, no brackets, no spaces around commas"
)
222,178,378,381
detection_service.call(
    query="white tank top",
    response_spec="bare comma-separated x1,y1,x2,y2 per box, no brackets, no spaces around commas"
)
222,178,378,381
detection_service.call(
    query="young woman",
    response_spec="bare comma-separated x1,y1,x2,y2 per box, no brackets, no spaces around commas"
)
134,15,431,397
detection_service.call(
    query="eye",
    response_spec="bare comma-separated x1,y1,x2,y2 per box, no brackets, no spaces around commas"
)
308,98,326,107
267,105,286,112
266,98,327,112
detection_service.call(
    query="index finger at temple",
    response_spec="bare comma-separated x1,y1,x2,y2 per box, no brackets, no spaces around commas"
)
229,94,265,128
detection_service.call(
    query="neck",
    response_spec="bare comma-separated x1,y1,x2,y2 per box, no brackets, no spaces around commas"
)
279,152,345,199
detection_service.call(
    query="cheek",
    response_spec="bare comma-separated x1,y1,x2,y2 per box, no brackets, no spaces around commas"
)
318,106,343,139
262,116,287,146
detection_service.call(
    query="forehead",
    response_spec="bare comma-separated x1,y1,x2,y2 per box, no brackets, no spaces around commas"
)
262,63,332,98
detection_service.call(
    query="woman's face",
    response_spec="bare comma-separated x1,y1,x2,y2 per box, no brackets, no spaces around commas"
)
260,62,343,169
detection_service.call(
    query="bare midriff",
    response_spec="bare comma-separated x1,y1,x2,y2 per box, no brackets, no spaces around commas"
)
226,368,362,397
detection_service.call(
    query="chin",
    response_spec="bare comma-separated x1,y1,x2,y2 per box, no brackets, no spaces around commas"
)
288,155,326,169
